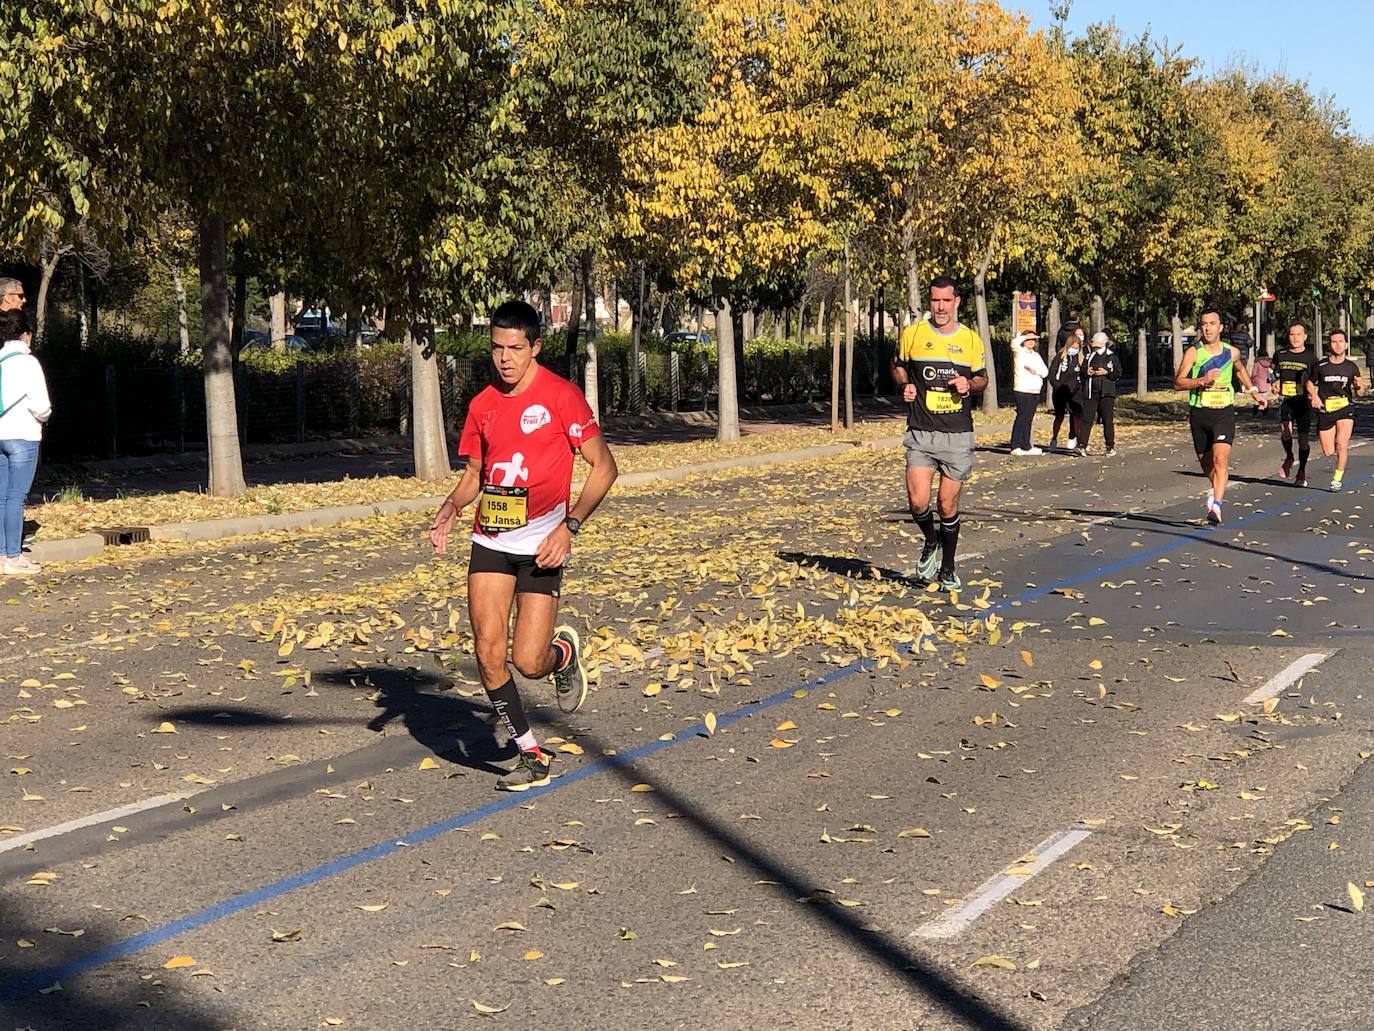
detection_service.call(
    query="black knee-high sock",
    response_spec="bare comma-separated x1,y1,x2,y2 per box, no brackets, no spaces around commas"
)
1282,437,1294,460
912,506,938,547
938,513,961,575
1298,446,1310,472
487,678,531,744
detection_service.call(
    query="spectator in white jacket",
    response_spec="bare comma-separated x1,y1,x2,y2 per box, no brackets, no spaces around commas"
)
1010,330,1049,455
0,308,52,575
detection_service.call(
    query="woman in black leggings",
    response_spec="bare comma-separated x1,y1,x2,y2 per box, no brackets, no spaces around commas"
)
1078,331,1122,456
1048,329,1084,452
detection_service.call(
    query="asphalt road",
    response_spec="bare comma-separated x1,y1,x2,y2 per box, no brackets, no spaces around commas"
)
2,401,1372,1031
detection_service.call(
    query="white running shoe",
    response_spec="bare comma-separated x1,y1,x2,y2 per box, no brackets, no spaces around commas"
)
1027,446,1044,455
2,556,41,576
1010,447,1031,456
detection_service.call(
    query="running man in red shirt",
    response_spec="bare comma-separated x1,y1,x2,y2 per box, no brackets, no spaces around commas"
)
429,300,618,790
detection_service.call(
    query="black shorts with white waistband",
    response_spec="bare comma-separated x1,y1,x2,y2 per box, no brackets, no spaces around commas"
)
1189,407,1236,455
469,541,563,596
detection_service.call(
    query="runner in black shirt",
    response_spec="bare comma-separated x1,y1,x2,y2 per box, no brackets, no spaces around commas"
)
1273,321,1318,487
1307,328,1366,491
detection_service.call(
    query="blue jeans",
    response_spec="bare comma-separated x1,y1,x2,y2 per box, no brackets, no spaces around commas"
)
0,439,40,558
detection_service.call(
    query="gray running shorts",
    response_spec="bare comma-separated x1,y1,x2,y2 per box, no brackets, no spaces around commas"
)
903,428,975,483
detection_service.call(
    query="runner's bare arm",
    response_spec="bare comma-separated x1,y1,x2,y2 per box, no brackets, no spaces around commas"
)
533,435,619,569
892,354,916,402
429,459,482,555
1174,348,1205,391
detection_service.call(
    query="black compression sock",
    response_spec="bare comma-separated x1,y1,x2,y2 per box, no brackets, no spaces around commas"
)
486,678,530,741
911,506,938,547
1299,447,1310,472
938,514,961,575
1282,438,1294,460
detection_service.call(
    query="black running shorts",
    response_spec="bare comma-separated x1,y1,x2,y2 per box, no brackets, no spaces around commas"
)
1189,407,1236,455
469,541,563,596
1279,397,1312,434
1316,407,1355,433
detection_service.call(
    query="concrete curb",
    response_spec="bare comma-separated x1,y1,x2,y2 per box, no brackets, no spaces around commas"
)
28,534,106,564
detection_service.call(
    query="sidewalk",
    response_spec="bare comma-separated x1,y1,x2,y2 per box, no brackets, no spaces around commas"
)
25,400,943,566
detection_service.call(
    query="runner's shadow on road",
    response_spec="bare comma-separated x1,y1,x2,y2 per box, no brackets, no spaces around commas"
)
538,720,1029,1031
315,665,515,773
1064,507,1374,583
158,666,513,777
776,550,917,586
0,892,238,1028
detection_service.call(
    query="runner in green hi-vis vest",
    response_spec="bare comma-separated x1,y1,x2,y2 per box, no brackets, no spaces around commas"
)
1174,307,1267,525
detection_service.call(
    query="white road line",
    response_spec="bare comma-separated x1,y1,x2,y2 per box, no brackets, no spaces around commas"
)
0,791,199,855
0,632,136,665
912,827,1093,940
1351,440,1368,450
1242,652,1331,705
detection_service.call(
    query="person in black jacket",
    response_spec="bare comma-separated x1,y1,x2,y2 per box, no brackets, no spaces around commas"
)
1048,328,1084,452
1077,331,1122,456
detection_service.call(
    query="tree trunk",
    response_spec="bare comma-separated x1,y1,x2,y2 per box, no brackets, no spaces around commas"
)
904,245,921,317
1136,303,1148,400
1340,296,1350,337
742,309,755,343
410,321,452,481
270,291,287,351
843,239,854,430
1172,302,1185,367
231,241,247,358
565,255,586,358
716,296,740,442
582,254,600,422
1314,303,1324,360
35,244,62,348
77,262,89,349
830,298,841,432
172,267,192,355
1046,294,1061,349
974,267,998,415
199,212,247,497
815,298,826,340
1091,292,1105,335
630,264,644,413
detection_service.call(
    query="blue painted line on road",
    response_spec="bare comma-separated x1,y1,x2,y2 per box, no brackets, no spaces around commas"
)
3,465,1369,1000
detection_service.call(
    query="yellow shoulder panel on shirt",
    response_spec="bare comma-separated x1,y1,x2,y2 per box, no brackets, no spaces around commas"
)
900,322,985,369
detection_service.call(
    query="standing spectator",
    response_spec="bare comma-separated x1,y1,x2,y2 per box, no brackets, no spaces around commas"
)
1009,331,1048,455
1251,352,1275,414
0,277,24,313
1229,319,1255,370
1078,330,1122,456
1048,328,1084,452
0,308,51,575
1056,308,1083,350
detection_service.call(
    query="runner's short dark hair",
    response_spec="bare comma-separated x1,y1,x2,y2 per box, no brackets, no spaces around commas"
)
1330,327,1348,341
1198,306,1223,323
1288,320,1308,333
928,275,960,296
0,307,32,340
491,299,541,346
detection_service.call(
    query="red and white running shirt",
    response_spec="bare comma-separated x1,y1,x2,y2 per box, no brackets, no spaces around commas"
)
458,365,600,555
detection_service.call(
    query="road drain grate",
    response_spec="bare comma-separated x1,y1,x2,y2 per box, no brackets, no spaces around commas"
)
95,526,151,546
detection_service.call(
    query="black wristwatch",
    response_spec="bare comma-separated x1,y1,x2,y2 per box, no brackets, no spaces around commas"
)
564,516,582,535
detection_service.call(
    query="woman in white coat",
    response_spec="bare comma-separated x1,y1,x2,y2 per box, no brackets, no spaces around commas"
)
1009,330,1049,455
0,308,52,574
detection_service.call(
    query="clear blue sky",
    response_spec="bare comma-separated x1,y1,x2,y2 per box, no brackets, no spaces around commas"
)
1020,0,1373,137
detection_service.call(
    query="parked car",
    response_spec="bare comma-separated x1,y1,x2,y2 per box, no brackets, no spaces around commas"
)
665,330,712,348
241,331,312,352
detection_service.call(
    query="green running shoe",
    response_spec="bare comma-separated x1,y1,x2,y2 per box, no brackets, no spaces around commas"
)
915,542,941,582
496,749,552,792
937,570,962,593
551,625,587,713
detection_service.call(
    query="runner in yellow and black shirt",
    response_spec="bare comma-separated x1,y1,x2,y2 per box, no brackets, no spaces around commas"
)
1307,328,1366,491
1273,321,1318,486
892,276,988,593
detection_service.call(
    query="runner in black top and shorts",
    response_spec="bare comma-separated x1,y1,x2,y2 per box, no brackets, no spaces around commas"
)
1273,321,1318,487
1307,328,1366,491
